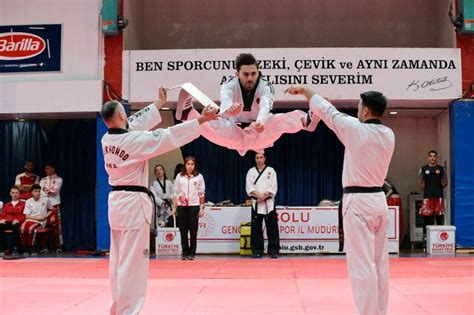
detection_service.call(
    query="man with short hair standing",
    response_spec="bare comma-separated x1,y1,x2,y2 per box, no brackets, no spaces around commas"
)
15,160,40,201
246,152,279,258
40,162,64,251
101,87,217,315
286,85,395,315
417,150,448,234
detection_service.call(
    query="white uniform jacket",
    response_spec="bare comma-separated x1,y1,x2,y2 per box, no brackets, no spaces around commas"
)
39,174,63,206
150,178,173,207
102,104,201,230
173,173,205,207
309,95,395,192
246,166,278,215
220,76,274,125
24,197,52,227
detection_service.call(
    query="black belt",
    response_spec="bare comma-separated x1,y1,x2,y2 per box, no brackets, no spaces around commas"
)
343,186,383,194
111,185,158,235
236,122,251,129
111,185,149,193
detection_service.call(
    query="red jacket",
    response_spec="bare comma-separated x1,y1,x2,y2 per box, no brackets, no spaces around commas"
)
1,201,26,222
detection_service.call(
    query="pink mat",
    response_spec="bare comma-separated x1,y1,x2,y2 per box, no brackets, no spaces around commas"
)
1,256,473,314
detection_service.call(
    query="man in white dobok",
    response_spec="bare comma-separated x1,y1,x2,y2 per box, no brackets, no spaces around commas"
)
101,87,217,315
286,85,395,315
246,152,279,258
176,53,319,156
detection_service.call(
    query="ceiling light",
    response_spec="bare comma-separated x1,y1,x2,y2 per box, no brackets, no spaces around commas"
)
389,111,398,115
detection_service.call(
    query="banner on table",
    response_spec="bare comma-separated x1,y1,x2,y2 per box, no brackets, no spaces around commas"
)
197,206,399,254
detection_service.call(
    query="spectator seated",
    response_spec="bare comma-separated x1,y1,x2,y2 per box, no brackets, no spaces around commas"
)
36,207,59,253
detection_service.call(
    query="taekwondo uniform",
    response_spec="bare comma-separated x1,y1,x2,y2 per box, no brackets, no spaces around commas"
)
15,172,39,200
309,95,395,315
245,165,279,256
21,197,51,250
180,76,319,156
149,178,173,226
173,173,205,257
40,173,63,248
102,104,201,315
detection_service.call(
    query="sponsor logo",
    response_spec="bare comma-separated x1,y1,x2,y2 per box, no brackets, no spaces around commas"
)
0,32,46,60
163,232,175,243
435,169,441,174
437,231,449,242
425,170,430,175
198,212,215,237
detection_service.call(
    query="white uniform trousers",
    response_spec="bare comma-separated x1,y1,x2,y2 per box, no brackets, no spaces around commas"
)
343,193,389,315
189,109,309,156
109,221,150,315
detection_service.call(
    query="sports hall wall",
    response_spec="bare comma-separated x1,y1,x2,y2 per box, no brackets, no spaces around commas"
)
2,0,472,250
123,0,462,248
0,0,102,250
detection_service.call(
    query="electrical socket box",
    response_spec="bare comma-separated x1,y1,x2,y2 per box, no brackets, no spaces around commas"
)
460,0,474,34
102,0,118,36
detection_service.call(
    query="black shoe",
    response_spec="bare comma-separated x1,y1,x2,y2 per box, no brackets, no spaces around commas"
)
251,253,262,259
181,255,187,260
270,253,278,259
188,254,195,260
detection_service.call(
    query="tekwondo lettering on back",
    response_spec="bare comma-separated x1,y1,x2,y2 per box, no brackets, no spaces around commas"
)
103,145,129,161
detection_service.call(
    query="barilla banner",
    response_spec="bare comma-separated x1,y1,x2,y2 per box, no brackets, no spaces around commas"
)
0,24,61,73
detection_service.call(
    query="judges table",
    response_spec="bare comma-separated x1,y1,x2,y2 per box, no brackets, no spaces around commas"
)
197,206,399,254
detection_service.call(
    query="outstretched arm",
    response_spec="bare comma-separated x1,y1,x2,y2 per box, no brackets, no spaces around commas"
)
136,107,218,161
128,87,168,131
254,82,274,132
285,85,360,146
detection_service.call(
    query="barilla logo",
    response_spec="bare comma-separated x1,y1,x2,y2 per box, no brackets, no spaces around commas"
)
0,32,46,60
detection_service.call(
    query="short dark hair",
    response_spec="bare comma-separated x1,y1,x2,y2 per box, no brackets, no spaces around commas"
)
101,100,121,121
360,91,387,117
428,150,438,156
45,162,56,169
24,160,34,165
235,53,258,71
10,185,20,192
31,184,41,191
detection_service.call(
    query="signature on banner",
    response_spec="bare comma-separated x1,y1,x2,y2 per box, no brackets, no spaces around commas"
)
406,76,452,92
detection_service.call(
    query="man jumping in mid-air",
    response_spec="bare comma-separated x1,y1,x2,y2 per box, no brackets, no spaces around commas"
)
176,53,319,156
